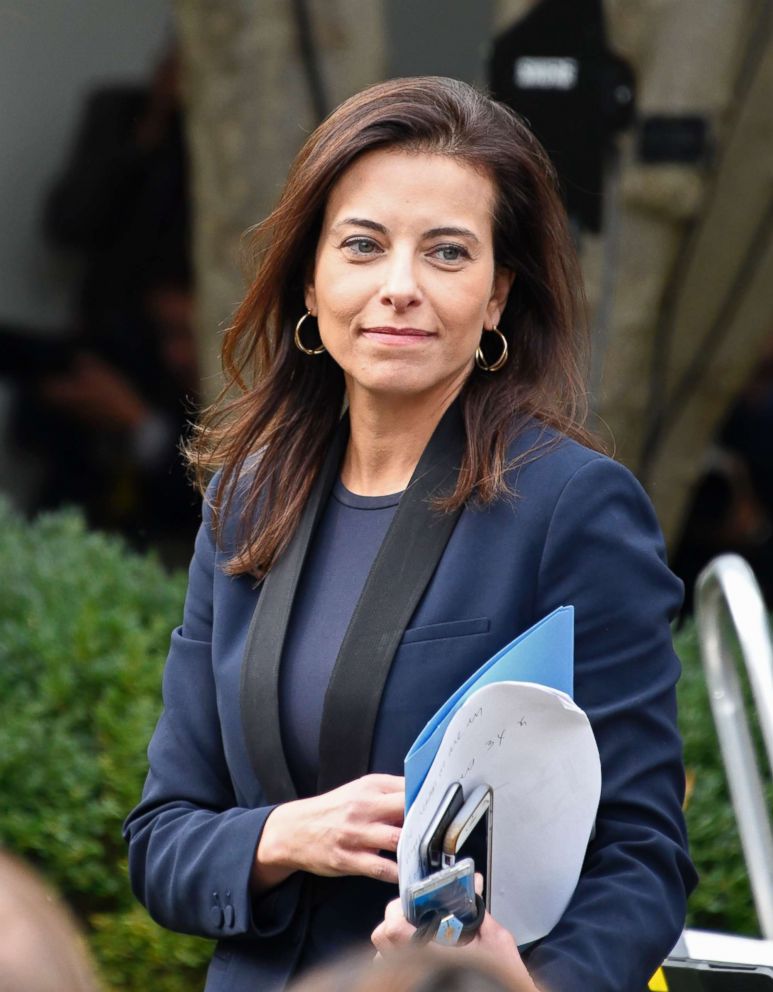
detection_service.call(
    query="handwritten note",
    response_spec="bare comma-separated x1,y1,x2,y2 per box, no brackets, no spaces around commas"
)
404,606,574,808
398,680,601,946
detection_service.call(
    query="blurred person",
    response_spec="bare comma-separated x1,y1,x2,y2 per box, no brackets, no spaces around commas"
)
9,269,199,561
288,942,524,992
0,850,101,992
721,334,773,512
44,45,188,333
7,44,198,562
673,332,773,612
124,77,695,991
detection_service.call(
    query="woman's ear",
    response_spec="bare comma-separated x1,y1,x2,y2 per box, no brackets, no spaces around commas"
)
304,284,317,315
486,268,515,328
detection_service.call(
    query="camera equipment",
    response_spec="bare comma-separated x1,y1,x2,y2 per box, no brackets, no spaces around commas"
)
489,0,635,233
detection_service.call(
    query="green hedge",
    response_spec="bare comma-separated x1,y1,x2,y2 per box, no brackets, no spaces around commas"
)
0,501,211,991
0,498,769,991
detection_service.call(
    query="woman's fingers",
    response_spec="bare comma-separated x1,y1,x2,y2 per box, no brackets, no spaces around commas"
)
371,896,415,952
369,791,407,825
349,779,405,825
357,822,402,854
370,891,540,991
364,773,406,793
259,774,406,881
352,852,400,884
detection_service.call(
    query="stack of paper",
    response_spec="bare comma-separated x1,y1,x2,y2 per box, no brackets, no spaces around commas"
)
404,607,575,808
398,608,601,946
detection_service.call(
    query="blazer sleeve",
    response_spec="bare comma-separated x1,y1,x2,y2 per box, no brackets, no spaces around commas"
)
523,456,698,992
122,494,303,940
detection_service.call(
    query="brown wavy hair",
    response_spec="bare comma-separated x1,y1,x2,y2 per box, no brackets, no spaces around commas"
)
188,76,597,578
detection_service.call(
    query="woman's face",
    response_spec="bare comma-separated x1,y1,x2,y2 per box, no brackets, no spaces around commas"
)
306,148,513,407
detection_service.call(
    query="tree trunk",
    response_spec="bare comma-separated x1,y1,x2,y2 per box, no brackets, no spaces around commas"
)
174,0,386,401
494,1,773,545
595,0,773,544
642,17,773,540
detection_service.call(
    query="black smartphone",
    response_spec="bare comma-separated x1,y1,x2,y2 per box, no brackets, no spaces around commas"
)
418,782,463,875
441,784,493,910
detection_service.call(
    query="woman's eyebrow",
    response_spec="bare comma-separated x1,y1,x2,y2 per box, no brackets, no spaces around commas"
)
330,219,481,246
332,217,387,234
423,226,481,245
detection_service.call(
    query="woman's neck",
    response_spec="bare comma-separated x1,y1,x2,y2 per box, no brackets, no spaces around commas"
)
340,387,459,497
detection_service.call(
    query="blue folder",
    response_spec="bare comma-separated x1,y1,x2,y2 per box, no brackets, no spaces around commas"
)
404,606,574,809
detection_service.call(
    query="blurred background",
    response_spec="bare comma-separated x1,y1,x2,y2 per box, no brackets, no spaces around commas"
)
1,1,771,989
1,0,772,594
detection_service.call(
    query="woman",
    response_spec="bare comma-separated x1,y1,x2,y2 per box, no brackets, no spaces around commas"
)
124,76,696,992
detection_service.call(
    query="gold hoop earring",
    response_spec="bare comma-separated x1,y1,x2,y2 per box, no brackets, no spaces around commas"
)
294,311,326,355
475,327,508,372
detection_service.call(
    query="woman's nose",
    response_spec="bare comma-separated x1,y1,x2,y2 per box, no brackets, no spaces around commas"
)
380,251,422,312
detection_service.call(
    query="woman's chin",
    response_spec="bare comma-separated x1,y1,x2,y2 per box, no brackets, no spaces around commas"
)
347,372,470,408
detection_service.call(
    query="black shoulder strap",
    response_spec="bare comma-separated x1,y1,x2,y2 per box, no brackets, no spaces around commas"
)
316,403,466,793
239,418,349,804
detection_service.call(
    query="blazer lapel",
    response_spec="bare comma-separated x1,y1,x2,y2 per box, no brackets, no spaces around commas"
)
239,417,349,804
317,402,466,793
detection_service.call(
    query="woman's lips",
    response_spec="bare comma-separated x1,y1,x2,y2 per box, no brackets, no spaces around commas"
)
360,326,435,344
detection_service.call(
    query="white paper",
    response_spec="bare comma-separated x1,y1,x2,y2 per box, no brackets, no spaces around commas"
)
398,680,601,946
681,930,773,967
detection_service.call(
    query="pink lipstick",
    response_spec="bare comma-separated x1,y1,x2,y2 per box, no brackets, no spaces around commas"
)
361,326,435,343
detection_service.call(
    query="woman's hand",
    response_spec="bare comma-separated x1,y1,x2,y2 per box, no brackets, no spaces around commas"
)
371,890,539,992
252,774,404,892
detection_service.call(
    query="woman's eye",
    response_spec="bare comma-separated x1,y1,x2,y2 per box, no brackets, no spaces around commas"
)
343,237,380,256
430,244,469,263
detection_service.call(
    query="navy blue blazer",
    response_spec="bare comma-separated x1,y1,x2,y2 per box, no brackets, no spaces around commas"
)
124,420,697,992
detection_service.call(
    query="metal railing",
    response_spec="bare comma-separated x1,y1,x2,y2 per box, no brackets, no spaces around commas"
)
695,554,773,939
